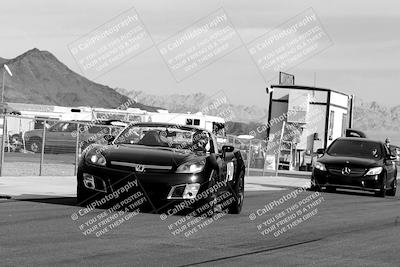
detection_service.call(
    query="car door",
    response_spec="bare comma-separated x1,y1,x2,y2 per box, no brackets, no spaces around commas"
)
45,122,65,149
47,122,77,153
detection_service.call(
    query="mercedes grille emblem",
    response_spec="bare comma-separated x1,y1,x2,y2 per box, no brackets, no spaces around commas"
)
341,167,351,176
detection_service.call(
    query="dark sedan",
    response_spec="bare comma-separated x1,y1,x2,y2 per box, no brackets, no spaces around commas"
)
311,137,397,197
77,122,245,216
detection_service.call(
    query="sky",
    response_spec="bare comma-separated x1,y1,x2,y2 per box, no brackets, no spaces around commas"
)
0,0,399,108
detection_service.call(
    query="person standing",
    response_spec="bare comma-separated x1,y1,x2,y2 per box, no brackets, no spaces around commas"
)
385,137,391,149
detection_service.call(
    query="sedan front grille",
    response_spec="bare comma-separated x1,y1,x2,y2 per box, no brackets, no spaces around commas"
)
327,166,367,177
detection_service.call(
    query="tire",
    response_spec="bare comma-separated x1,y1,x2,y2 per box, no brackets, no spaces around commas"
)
309,177,321,192
76,178,92,207
11,134,22,143
228,170,245,214
386,178,397,197
27,137,42,153
375,173,387,197
194,179,217,217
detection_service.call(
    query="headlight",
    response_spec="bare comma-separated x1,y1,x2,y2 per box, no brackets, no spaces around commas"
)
365,167,382,175
85,150,106,166
314,161,326,171
176,160,206,173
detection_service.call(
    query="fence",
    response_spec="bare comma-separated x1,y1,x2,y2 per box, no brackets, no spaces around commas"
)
0,115,123,176
226,135,267,175
0,115,286,177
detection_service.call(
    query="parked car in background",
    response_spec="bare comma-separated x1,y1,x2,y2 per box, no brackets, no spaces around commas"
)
311,137,397,197
24,120,124,153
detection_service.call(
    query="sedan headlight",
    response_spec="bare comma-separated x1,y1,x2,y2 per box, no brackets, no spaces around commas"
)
365,167,382,176
176,160,206,173
314,161,326,171
85,150,106,166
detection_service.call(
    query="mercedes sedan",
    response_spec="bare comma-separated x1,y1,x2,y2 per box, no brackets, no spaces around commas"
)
311,137,397,197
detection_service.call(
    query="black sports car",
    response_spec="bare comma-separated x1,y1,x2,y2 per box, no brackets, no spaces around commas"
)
77,122,245,216
311,137,397,197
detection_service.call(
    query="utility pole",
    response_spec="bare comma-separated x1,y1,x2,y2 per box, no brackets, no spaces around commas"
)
1,69,4,103
1,64,13,103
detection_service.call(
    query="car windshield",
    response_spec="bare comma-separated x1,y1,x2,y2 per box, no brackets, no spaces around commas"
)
327,139,382,159
114,125,212,152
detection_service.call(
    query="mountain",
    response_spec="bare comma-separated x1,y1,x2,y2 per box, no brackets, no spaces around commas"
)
0,57,8,66
116,88,400,138
116,88,269,123
2,48,398,140
0,48,161,111
353,100,400,131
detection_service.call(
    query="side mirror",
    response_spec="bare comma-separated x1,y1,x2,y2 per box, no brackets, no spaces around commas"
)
103,134,115,144
222,145,234,153
221,145,235,159
316,148,325,155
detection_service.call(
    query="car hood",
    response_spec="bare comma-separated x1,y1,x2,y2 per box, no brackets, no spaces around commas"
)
102,144,206,167
318,154,381,167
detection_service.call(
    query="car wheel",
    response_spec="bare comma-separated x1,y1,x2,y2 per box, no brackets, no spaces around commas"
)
194,179,217,217
386,178,397,197
27,138,42,153
11,134,22,144
77,178,92,207
375,173,387,197
309,177,321,192
228,170,245,214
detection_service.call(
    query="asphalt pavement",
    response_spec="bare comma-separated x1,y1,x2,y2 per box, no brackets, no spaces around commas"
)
0,176,399,266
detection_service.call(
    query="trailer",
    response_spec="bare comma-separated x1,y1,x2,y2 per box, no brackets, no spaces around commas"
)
147,112,226,137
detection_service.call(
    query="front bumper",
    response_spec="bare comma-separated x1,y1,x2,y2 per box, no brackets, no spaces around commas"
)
312,169,382,192
78,163,217,210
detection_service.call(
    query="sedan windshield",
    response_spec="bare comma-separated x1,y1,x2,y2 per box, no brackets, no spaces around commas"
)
114,125,212,152
327,139,382,159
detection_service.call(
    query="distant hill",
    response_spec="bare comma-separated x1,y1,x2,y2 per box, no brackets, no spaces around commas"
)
117,88,400,139
0,57,8,65
1,48,398,142
353,100,400,131
116,88,269,123
0,48,161,111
